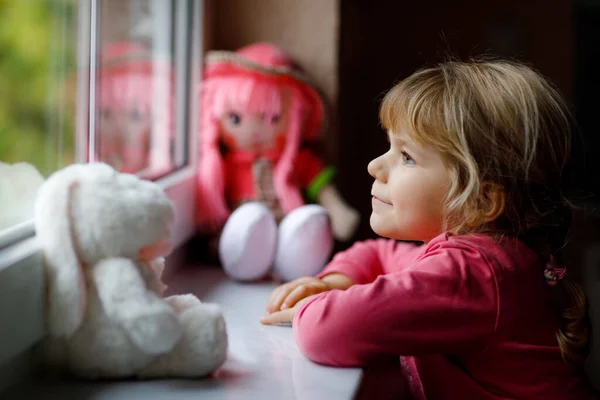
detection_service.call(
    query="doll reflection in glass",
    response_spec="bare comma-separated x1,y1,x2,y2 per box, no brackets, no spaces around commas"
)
97,41,173,178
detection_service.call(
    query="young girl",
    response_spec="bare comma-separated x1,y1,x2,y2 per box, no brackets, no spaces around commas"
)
261,59,594,399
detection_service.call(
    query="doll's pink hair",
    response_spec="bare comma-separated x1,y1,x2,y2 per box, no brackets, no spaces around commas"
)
196,44,324,232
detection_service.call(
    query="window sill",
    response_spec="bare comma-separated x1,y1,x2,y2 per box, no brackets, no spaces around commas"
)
0,221,34,250
1,267,366,399
0,236,45,368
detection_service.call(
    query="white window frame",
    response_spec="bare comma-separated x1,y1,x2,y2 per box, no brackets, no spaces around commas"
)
0,0,203,387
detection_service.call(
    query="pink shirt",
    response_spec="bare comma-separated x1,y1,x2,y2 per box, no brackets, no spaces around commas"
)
293,233,594,399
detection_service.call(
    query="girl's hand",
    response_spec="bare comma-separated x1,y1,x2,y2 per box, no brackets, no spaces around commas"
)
260,295,317,325
265,277,334,314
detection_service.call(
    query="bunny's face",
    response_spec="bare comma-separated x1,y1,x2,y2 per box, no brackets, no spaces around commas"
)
69,166,175,265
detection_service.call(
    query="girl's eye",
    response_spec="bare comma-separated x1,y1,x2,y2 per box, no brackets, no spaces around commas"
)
271,114,281,125
101,108,112,120
228,112,242,125
401,151,415,165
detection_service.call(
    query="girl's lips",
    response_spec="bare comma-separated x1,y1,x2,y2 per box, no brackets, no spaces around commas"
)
372,195,392,205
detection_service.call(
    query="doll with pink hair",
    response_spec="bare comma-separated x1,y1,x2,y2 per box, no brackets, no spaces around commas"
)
95,41,173,178
197,43,360,282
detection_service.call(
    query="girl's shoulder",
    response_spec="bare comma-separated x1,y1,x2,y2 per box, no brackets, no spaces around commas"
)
426,231,534,255
422,232,541,277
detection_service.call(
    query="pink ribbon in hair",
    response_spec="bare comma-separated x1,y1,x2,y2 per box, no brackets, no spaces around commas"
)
544,263,567,286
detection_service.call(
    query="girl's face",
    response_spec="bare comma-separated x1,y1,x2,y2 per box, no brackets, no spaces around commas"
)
368,128,452,243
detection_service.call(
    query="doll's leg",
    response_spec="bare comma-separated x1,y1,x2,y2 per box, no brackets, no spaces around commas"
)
136,303,228,379
218,202,277,281
273,205,334,282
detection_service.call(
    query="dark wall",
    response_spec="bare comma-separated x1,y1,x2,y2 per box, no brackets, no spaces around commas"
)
574,2,600,204
336,0,581,243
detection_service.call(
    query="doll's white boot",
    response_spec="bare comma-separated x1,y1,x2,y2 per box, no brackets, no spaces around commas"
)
219,202,277,281
273,205,334,282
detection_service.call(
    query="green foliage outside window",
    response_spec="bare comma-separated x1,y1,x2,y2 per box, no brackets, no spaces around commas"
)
0,0,78,176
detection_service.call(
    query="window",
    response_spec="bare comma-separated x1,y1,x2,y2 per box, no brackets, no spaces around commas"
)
0,0,78,174
0,0,203,378
0,0,78,241
0,0,200,246
92,0,192,180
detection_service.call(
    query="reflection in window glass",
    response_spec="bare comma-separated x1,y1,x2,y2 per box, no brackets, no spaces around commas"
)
97,41,173,176
95,0,189,179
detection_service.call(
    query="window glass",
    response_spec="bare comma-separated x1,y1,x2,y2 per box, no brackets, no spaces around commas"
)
0,0,78,233
0,0,196,237
0,0,78,174
94,0,190,179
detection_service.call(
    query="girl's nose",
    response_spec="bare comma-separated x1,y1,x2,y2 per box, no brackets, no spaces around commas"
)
367,155,387,183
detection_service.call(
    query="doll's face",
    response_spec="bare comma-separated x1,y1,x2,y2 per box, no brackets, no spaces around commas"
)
100,103,150,142
220,110,287,151
219,92,290,152
99,103,151,172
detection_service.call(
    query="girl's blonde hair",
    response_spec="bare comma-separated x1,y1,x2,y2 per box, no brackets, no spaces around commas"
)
380,59,588,366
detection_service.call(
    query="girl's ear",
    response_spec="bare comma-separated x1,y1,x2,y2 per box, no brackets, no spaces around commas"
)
479,182,506,224
467,182,506,228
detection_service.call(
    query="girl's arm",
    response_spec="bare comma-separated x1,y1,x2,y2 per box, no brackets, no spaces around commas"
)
262,239,420,319
293,242,499,367
317,238,422,285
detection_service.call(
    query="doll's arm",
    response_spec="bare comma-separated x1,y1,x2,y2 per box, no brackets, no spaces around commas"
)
317,184,360,241
91,258,181,355
296,149,360,241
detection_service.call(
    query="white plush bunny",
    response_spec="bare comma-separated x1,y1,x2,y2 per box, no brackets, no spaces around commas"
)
34,163,228,379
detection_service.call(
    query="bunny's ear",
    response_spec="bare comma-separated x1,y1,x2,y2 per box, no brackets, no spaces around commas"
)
34,170,87,338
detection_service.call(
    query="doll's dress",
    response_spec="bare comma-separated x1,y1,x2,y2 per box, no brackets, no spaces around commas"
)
218,150,334,282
